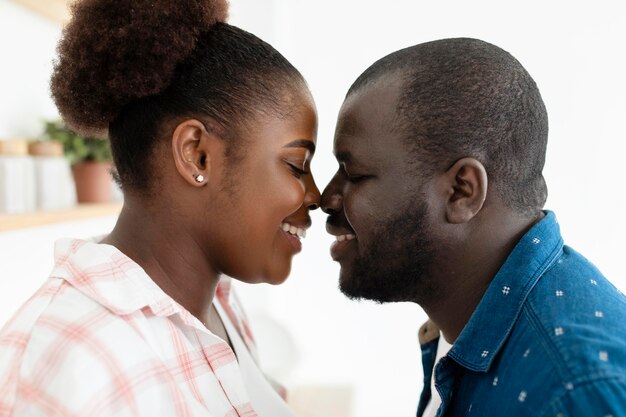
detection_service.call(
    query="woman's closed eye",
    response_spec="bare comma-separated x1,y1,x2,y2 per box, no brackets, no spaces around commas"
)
286,161,309,179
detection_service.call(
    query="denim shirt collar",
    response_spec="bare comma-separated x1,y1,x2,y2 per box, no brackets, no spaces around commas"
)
446,211,564,372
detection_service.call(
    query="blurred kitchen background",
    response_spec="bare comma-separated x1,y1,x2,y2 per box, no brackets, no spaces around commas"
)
1,1,625,416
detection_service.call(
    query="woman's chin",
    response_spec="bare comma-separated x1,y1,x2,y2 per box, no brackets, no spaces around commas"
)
229,259,293,285
262,263,293,285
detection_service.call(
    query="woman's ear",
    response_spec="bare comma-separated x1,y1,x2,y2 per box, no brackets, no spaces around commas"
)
171,119,222,187
442,158,488,224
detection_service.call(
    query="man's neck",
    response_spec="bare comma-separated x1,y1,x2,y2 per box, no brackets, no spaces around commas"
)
422,208,544,343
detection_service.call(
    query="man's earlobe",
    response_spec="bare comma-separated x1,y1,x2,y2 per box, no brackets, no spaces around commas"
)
444,158,488,224
171,119,218,187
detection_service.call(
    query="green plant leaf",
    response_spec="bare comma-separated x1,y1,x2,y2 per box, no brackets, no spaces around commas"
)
43,120,113,165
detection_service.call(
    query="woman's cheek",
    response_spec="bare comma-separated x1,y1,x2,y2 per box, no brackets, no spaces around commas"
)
282,180,306,212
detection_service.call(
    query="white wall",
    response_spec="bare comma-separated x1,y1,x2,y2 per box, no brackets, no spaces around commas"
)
1,1,625,417
0,0,61,138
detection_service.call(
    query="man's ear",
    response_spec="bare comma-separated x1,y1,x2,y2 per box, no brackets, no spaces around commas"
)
442,158,488,224
171,119,223,187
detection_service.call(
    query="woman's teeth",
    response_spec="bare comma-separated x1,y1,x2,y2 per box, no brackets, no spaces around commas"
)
281,222,306,238
336,234,355,242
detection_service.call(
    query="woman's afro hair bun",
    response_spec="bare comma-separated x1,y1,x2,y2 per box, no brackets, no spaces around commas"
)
51,0,229,137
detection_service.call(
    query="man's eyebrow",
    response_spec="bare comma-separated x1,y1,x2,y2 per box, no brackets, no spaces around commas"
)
283,139,316,154
334,151,352,163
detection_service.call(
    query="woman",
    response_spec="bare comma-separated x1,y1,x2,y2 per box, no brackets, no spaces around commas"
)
0,0,319,416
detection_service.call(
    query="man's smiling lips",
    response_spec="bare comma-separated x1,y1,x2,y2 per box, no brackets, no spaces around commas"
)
330,233,356,260
326,218,356,260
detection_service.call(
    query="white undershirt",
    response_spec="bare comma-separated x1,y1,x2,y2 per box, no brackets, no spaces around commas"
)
422,335,453,417
214,301,295,417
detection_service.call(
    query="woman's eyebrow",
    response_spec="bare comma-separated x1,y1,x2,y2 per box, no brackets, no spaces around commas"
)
283,139,316,154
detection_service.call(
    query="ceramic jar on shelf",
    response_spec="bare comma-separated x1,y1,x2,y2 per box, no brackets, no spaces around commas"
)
29,140,76,211
0,139,36,214
0,139,77,215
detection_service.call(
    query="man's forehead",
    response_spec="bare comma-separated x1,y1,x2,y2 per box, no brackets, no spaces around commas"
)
333,110,359,159
334,109,357,140
333,76,405,155
344,77,403,116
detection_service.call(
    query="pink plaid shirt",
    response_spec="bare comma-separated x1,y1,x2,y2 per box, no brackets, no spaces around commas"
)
0,238,260,417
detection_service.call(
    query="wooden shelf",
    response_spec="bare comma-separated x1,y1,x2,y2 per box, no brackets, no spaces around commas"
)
8,0,71,24
0,203,122,232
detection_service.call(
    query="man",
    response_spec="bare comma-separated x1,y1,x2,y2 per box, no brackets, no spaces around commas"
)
321,38,626,416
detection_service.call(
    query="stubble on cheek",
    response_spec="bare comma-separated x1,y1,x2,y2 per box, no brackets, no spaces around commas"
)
339,198,439,303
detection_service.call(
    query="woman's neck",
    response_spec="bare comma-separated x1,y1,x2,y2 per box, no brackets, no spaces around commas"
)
101,200,220,320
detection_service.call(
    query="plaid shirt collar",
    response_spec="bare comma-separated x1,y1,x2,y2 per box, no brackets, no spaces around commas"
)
50,238,209,333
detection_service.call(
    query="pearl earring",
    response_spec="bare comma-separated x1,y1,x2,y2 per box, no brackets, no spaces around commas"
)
194,174,204,183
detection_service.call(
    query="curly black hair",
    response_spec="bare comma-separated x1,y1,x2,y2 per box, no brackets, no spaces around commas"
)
51,0,307,193
347,38,549,216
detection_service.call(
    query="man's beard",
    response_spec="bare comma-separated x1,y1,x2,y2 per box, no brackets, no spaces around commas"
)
339,200,438,304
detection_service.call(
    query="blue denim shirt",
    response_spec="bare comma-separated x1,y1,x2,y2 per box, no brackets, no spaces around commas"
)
417,211,626,417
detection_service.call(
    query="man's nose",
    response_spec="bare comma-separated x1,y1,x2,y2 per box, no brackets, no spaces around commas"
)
321,174,343,215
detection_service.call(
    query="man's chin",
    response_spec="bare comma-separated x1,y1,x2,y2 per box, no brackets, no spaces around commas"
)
338,270,368,301
339,272,397,303
338,267,425,304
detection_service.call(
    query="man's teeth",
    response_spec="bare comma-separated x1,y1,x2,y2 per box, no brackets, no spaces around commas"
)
336,234,355,242
281,222,306,238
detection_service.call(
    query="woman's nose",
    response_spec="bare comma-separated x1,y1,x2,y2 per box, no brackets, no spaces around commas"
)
304,173,321,211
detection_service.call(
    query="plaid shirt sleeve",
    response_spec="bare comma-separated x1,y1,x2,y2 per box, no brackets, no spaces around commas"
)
0,239,259,417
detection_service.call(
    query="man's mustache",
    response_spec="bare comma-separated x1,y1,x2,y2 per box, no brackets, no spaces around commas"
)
325,214,344,228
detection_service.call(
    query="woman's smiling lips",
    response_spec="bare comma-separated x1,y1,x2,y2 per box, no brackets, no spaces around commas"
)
280,221,308,252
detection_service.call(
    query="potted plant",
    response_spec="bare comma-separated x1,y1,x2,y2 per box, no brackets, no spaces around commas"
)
44,120,114,203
